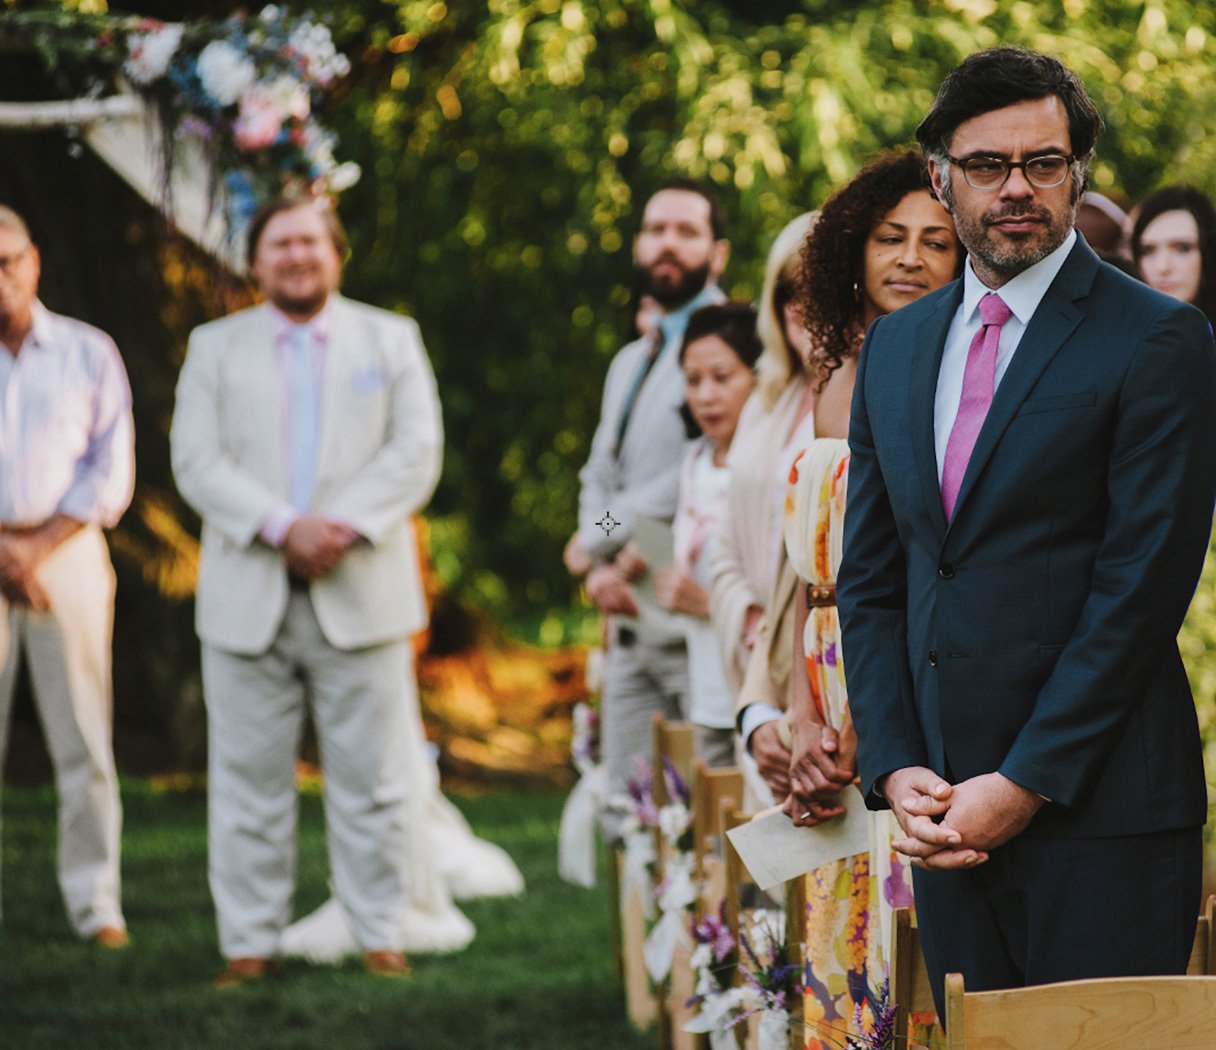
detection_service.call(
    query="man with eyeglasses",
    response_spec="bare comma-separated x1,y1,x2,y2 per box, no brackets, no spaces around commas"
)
837,48,1216,1012
0,205,134,948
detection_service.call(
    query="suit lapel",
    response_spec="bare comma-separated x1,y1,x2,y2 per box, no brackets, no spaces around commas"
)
315,295,353,491
909,285,961,541
947,240,1099,528
245,306,288,497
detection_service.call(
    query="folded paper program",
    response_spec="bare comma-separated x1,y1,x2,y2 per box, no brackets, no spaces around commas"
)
725,784,873,891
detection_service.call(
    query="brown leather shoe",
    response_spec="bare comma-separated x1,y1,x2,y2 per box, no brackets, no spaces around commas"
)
214,956,278,989
364,950,411,978
92,926,130,949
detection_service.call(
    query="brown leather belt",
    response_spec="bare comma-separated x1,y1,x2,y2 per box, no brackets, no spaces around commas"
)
806,585,836,608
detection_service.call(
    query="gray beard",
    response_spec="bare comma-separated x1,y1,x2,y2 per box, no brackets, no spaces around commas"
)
959,205,1077,282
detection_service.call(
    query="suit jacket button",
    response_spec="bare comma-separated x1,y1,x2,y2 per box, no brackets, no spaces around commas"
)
939,563,954,579
929,649,938,666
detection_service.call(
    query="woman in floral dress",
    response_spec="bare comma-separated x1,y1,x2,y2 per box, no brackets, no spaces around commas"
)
780,151,962,1049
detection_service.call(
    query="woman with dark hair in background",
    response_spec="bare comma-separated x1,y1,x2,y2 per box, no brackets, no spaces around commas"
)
650,302,762,765
1132,183,1216,326
781,150,962,1048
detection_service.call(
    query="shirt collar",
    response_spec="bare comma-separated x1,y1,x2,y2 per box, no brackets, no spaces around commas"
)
270,296,334,344
24,300,53,350
658,283,722,343
961,229,1077,327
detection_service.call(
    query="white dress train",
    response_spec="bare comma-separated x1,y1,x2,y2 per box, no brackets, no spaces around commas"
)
279,673,524,961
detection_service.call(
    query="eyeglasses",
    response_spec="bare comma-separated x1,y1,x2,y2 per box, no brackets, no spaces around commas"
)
0,244,31,276
948,153,1075,190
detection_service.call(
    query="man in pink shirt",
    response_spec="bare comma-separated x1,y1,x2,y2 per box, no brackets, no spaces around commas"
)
0,204,134,949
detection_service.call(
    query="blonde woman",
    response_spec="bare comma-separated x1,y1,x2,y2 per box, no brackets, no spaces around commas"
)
708,212,818,805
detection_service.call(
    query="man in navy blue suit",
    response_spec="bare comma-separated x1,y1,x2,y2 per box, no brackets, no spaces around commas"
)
838,47,1216,1012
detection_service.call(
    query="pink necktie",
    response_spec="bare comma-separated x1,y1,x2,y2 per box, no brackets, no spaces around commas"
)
941,292,1013,521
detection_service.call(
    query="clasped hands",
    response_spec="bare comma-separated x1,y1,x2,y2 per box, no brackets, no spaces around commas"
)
583,542,709,619
778,717,857,828
283,515,360,581
879,767,1044,870
0,529,50,611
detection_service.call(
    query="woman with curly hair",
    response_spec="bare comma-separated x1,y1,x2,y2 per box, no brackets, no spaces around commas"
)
1131,184,1216,326
780,149,961,1049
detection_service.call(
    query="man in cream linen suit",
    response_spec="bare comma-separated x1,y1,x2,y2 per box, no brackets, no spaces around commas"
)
171,196,442,987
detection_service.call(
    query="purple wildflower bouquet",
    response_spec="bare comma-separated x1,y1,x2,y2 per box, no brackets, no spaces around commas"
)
844,978,896,1050
738,910,803,1015
570,701,600,770
688,901,737,1003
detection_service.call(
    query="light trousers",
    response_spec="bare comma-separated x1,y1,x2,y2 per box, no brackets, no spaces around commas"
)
0,526,124,938
599,626,690,842
202,591,412,959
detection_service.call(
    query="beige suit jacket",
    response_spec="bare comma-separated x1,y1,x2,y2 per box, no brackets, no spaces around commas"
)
171,296,443,655
709,378,808,717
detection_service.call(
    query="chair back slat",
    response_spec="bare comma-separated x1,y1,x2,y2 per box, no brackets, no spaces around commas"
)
945,973,1216,1049
891,905,937,1042
652,714,697,807
692,762,743,883
1206,894,1216,975
1187,913,1210,975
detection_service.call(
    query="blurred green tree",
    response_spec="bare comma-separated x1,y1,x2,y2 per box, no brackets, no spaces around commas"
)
5,0,1216,773
312,0,1216,628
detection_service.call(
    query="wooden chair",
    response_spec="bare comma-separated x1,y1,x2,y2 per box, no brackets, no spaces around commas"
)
943,972,1216,1049
617,841,659,1031
691,762,743,916
651,716,698,1050
892,897,1216,1047
784,874,806,1050
722,806,753,1050
891,906,937,1046
1187,894,1216,975
722,806,807,1049
652,714,697,812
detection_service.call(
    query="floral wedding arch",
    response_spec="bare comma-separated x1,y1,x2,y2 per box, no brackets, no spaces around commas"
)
0,6,359,273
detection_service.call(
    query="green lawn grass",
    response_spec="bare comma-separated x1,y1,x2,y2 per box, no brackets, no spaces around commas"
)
0,781,650,1050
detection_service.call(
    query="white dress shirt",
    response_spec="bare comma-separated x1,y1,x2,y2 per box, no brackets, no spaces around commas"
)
259,301,332,546
933,230,1077,480
0,301,133,527
674,438,735,729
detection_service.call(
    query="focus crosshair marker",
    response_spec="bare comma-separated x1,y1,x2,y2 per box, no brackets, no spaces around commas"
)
596,512,621,536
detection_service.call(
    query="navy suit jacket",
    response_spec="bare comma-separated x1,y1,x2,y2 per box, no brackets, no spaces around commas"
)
838,236,1216,838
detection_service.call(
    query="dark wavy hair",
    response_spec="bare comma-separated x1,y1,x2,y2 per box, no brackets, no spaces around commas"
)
677,300,762,437
916,47,1101,166
798,150,961,382
1131,184,1216,325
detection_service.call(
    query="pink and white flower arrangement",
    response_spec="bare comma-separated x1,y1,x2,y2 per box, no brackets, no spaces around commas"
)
287,19,352,86
6,8,360,249
196,39,257,107
124,22,183,85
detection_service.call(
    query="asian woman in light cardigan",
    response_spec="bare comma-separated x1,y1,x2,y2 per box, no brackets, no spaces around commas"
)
653,302,763,767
